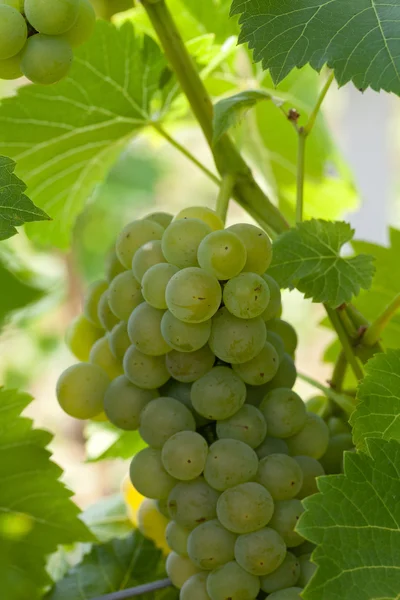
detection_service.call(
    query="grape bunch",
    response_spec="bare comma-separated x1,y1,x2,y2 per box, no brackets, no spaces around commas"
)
0,0,95,84
56,206,349,600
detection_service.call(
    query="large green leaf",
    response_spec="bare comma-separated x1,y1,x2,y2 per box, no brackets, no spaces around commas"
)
231,0,400,95
0,389,93,600
0,21,167,248
0,257,44,329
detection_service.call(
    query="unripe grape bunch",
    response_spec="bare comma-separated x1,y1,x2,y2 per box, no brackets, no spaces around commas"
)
0,0,96,84
56,206,352,600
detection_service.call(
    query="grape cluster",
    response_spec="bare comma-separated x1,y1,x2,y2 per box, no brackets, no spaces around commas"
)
56,207,350,600
0,0,95,84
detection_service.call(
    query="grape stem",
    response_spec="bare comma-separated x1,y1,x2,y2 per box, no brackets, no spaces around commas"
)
363,291,400,346
216,174,235,223
298,372,356,415
330,350,347,393
92,579,172,600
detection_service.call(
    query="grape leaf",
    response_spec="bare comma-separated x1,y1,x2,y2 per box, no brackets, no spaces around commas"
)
231,0,400,95
0,389,93,600
85,421,145,462
0,21,168,248
298,438,400,600
0,257,44,329
268,219,375,307
81,494,133,542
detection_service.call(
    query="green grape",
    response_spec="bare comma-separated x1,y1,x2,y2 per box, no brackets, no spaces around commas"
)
0,0,23,11
0,6,27,60
306,395,330,417
21,34,73,85
123,345,170,389
105,248,126,282
260,551,301,593
89,336,123,380
268,587,303,599
131,239,166,282
227,223,272,274
191,366,246,420
256,454,303,501
130,447,176,499
223,272,270,319
98,290,120,331
319,433,353,474
162,218,212,268
116,219,164,268
167,478,220,529
162,431,208,481
197,230,247,280
166,552,202,589
286,413,330,459
256,436,289,460
217,482,274,534
161,379,209,427
216,405,267,449
165,521,190,556
166,345,215,383
267,331,285,361
25,0,80,35
327,416,352,436
264,353,297,391
234,527,286,576
145,211,173,230
181,572,211,600
294,456,325,499
108,322,130,361
297,554,316,587
161,311,211,353
266,319,298,356
56,362,109,419
206,561,260,600
261,274,282,321
142,262,179,310
166,267,222,323
61,0,95,47
65,314,103,361
175,206,224,231
156,498,170,519
204,439,258,492
232,342,279,386
188,519,236,570
83,279,108,327
209,308,266,364
268,499,304,548
0,52,22,80
139,397,195,449
128,303,170,356
245,383,269,407
103,375,157,430
108,271,143,322
260,389,307,439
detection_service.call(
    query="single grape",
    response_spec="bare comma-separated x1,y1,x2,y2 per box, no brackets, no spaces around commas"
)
166,267,222,323
128,303,170,356
327,416,352,436
166,552,202,589
139,397,195,449
21,35,73,85
227,223,272,274
256,436,289,460
204,439,258,492
130,447,176,499
156,498,170,519
191,366,246,420
165,521,190,556
286,413,330,459
162,218,212,268
209,307,266,364
0,6,27,60
56,362,109,419
297,553,316,587
264,353,297,391
83,279,108,327
260,389,307,439
245,383,269,407
267,331,286,361
108,322,131,361
216,405,267,449
0,52,22,79
105,248,126,282
188,519,236,570
142,263,179,309
65,314,103,361
108,271,143,322
217,482,274,534
181,572,211,600
223,272,270,319
89,336,123,380
294,455,325,499
98,290,120,331
268,587,303,599
206,561,260,600
116,219,164,268
25,0,80,35
257,454,303,501
268,499,304,548
166,346,215,383
123,345,170,389
197,230,247,280
145,211,173,230
261,274,282,321
161,379,209,426
61,0,96,47
175,206,224,231
103,375,157,430
319,433,353,474
161,311,211,353
162,431,208,481
137,498,169,554
260,551,301,593
234,527,286,576
232,342,279,386
266,319,298,356
132,239,166,282
167,478,220,529
0,0,23,10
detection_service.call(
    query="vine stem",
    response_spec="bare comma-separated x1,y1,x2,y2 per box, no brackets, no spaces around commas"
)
93,579,172,600
297,372,356,415
330,351,347,393
363,292,400,346
325,305,364,381
216,174,235,223
303,71,335,136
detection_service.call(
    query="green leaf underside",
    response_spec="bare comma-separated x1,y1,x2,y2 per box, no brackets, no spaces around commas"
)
81,494,133,542
0,389,93,600
0,21,167,248
0,258,44,328
231,0,400,95
298,438,400,600
351,350,400,451
268,219,375,307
